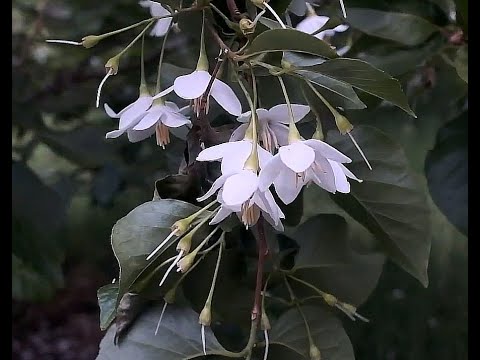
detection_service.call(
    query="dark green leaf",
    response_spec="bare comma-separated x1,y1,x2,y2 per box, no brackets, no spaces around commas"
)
96,305,228,360
327,126,431,287
283,52,327,67
295,70,367,110
270,306,354,360
454,45,468,83
425,111,468,236
289,214,385,306
244,29,339,59
111,199,201,305
98,283,120,331
347,8,440,46
307,58,415,116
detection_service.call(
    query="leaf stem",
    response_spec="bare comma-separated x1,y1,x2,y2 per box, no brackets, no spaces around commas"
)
155,26,172,93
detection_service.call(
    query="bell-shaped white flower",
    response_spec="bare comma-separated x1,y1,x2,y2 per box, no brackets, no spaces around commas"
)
296,14,349,41
230,104,310,153
139,1,172,37
130,99,191,147
259,139,361,204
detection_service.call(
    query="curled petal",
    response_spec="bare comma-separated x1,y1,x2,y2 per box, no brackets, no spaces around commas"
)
222,170,258,206
210,78,242,116
273,168,304,205
268,104,310,124
229,123,249,142
339,163,362,182
258,155,283,191
329,160,350,193
127,128,156,143
209,205,234,225
150,18,172,37
304,139,351,163
132,108,163,131
161,111,191,128
197,173,230,202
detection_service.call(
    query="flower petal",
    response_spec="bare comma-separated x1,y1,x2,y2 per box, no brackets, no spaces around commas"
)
279,142,315,173
150,18,172,37
311,157,336,193
210,78,242,116
296,15,330,34
258,155,283,191
161,111,191,128
268,104,310,124
220,141,253,174
209,206,233,225
229,123,249,142
152,85,174,100
104,103,120,118
197,173,230,202
273,168,305,205
173,71,210,100
119,96,154,129
197,142,238,162
222,170,258,206
269,123,289,146
127,128,156,142
329,160,350,193
339,163,362,182
105,129,127,139
257,146,274,169
132,108,163,131
237,109,268,123
304,139,351,163
165,101,180,112
333,24,349,32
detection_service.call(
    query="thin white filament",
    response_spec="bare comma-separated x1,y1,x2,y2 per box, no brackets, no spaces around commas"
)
348,132,372,170
263,329,270,360
263,2,286,29
339,0,347,18
252,8,267,26
201,325,206,355
96,69,113,108
146,229,178,261
155,301,168,335
46,39,81,46
159,250,184,287
335,303,356,321
354,312,369,323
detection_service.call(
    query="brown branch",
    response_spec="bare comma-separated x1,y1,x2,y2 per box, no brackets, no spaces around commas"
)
252,216,268,321
226,0,243,21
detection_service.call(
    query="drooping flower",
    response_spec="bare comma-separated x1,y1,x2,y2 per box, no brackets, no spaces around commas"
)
130,99,191,148
139,0,172,37
259,139,362,204
230,104,310,153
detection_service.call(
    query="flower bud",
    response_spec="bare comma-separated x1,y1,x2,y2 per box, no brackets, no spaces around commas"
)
164,287,176,304
172,217,192,237
105,55,120,75
334,113,353,135
177,251,197,273
309,344,321,360
176,232,193,253
198,305,212,326
322,293,337,307
81,35,101,48
312,121,324,141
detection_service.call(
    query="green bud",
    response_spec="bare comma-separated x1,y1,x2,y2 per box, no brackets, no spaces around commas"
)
105,55,120,75
309,344,321,360
199,305,212,326
177,251,197,273
322,293,337,307
312,121,324,141
164,287,176,304
334,113,354,135
176,233,193,254
81,35,101,48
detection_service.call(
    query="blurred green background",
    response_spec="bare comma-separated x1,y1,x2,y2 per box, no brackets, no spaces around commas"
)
12,0,467,359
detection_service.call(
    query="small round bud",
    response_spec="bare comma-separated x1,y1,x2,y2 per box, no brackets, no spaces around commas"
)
176,233,193,254
105,55,120,75
239,18,256,36
172,217,192,236
309,344,321,360
81,35,101,49
199,305,212,326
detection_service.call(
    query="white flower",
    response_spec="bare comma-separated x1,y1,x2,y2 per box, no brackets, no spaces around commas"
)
173,70,242,116
139,1,172,37
230,104,310,152
196,141,284,229
296,15,349,41
130,100,191,147
259,139,361,204
196,139,272,175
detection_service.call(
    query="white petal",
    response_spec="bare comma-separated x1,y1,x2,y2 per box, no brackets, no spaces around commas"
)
197,142,238,162
279,142,315,173
119,97,154,129
269,123,289,146
258,155,283,191
220,141,253,174
303,139,351,163
132,108,163,131
210,79,242,116
165,101,180,112
229,123,249,142
143,1,170,17
222,170,258,206
105,129,127,139
333,24,349,32
152,85,174,100
237,109,269,123
268,104,310,124
197,173,230,202
127,128,156,142
173,71,210,100
257,146,274,169
161,111,191,128
255,190,284,225
150,19,172,37
296,15,330,34
339,163,362,182
273,168,304,205
311,157,336,193
104,103,119,118
209,206,233,225
329,160,350,193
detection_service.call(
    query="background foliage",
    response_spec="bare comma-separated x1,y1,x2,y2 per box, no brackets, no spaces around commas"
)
12,0,467,359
